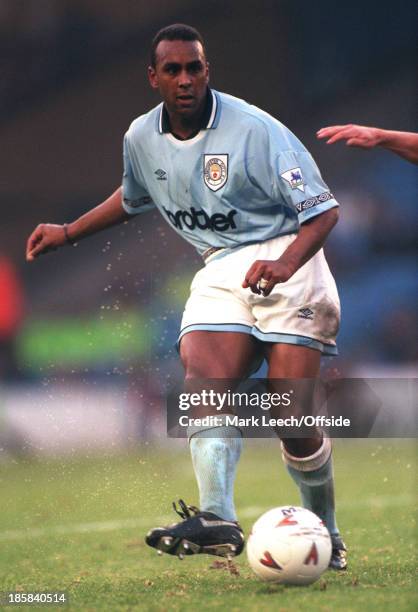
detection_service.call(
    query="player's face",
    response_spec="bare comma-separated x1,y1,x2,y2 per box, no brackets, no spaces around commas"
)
148,40,209,117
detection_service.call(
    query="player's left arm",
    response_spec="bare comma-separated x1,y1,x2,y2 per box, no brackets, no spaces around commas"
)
242,208,338,295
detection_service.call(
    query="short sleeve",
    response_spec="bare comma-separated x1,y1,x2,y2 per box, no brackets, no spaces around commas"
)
277,150,339,224
121,134,155,215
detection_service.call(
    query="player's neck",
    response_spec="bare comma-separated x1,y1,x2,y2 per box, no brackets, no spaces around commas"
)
168,110,205,140
165,90,210,140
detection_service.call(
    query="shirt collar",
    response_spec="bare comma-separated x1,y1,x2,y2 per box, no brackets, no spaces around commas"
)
157,88,219,135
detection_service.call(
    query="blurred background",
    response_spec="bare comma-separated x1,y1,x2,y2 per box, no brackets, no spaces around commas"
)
0,0,416,455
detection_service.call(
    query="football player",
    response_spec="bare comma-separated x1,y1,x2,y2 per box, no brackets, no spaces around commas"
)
26,24,347,570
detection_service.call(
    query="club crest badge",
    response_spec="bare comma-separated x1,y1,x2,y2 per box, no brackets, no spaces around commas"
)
204,154,228,191
280,167,305,192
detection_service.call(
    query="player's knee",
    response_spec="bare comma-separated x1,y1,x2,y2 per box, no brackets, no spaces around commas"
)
184,363,222,379
184,366,205,379
181,348,224,379
181,348,204,378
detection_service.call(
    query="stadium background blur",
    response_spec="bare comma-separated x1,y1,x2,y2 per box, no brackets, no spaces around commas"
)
0,0,417,454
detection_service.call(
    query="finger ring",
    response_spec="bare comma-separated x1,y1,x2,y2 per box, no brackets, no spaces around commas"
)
258,278,269,290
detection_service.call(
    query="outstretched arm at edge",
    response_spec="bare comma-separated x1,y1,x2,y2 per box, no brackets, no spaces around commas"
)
26,187,130,261
317,124,418,165
378,129,418,164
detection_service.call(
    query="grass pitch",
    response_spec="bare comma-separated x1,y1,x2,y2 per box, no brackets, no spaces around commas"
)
1,440,416,611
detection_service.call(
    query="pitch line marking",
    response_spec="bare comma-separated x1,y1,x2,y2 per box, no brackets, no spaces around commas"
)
0,494,413,542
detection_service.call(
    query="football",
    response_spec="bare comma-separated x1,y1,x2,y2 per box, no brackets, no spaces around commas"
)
246,506,332,585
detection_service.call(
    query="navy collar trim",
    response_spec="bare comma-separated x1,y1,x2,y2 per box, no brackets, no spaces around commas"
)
157,89,219,134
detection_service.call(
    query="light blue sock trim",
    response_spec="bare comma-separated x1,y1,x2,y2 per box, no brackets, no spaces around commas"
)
190,425,242,521
187,414,243,440
286,456,339,536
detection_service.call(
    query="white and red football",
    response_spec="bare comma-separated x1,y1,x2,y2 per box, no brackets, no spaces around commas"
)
246,506,331,585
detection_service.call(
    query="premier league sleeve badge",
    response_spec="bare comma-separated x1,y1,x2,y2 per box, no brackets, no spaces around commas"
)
280,167,305,193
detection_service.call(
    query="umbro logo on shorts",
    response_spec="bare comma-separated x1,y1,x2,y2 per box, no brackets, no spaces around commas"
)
163,206,237,232
298,308,314,320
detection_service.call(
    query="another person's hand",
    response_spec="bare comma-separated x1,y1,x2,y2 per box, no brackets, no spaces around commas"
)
317,124,418,164
26,223,68,261
316,124,380,149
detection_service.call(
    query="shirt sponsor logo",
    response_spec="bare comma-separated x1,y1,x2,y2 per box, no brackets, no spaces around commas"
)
280,167,305,192
204,154,228,191
163,206,237,232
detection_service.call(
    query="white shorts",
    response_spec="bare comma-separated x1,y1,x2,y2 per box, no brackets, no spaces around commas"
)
178,235,340,355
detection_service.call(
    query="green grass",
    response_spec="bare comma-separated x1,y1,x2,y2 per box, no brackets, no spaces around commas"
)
1,440,416,611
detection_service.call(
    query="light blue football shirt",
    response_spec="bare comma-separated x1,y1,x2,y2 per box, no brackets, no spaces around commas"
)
122,89,338,255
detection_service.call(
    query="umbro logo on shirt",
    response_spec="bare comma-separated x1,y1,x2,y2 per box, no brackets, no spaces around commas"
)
155,168,167,180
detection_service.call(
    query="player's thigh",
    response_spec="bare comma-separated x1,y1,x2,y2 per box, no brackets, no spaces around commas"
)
265,343,323,454
265,343,321,378
180,330,259,378
264,344,320,421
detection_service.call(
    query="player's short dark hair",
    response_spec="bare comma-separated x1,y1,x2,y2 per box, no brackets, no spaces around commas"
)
150,24,206,68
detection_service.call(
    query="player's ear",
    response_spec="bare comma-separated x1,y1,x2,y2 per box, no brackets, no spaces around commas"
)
205,61,210,82
148,66,158,89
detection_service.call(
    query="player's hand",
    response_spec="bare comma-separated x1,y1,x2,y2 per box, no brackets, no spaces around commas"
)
242,259,294,296
26,223,67,261
316,124,381,149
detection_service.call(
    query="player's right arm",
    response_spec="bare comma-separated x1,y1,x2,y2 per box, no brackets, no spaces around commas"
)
26,187,130,261
317,125,418,165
